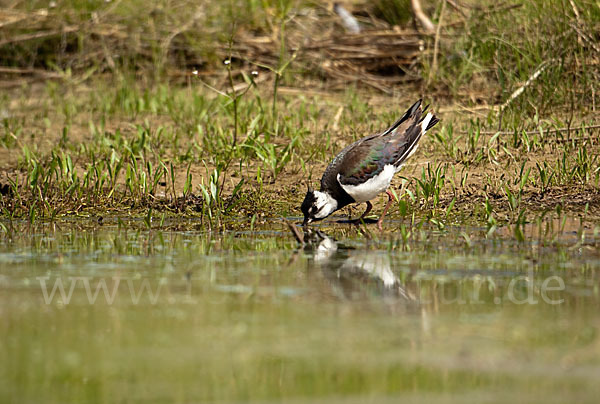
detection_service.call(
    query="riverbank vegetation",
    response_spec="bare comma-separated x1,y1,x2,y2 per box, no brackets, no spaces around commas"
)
0,0,598,232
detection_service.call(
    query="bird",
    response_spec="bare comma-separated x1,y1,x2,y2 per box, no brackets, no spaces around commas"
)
301,99,439,230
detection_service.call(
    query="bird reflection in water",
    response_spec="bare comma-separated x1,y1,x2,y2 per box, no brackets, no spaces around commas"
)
301,228,416,303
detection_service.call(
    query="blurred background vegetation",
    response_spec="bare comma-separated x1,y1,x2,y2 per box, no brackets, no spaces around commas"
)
1,0,598,115
0,0,599,223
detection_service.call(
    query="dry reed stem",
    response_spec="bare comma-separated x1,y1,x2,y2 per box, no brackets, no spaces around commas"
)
499,59,557,113
468,124,600,136
427,0,446,86
411,0,436,33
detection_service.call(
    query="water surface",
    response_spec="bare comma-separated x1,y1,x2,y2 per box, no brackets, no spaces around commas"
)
1,218,599,403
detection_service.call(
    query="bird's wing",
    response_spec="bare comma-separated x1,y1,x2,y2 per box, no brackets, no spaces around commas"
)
336,100,439,187
335,138,389,186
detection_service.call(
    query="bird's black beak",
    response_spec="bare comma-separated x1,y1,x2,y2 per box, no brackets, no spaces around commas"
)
302,217,311,227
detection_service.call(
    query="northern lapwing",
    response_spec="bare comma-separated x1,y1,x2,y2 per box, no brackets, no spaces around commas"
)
301,99,439,230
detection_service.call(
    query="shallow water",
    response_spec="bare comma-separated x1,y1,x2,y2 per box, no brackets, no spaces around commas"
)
1,218,599,403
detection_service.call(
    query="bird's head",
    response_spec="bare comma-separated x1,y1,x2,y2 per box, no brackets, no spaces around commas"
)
301,187,338,226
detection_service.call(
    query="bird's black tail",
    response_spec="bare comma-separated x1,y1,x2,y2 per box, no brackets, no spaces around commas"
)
392,100,439,167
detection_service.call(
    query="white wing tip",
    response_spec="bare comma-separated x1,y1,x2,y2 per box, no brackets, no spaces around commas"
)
421,112,434,134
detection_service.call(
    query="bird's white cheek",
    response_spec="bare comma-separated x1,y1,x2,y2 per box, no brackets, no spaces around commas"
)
314,209,328,219
314,204,335,219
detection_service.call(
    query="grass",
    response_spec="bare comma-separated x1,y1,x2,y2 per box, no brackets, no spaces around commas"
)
0,0,599,231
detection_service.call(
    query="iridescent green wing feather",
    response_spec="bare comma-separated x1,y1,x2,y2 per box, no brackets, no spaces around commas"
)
337,140,389,186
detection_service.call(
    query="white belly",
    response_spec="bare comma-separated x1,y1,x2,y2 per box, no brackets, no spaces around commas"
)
338,164,397,203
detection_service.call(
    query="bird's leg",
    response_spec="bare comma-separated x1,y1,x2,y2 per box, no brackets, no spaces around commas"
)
350,201,373,224
360,201,373,220
377,190,396,231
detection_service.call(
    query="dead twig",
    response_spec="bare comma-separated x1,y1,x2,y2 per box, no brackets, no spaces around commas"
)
283,217,304,244
0,26,79,47
0,67,61,77
427,0,446,85
569,22,600,55
464,124,600,136
0,8,50,28
411,0,436,33
445,0,467,18
499,59,557,113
